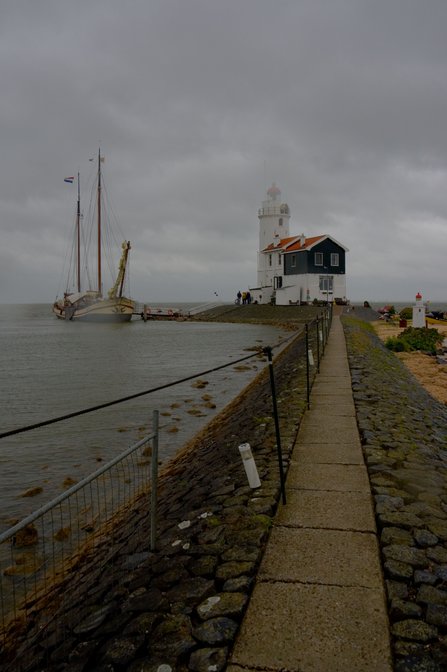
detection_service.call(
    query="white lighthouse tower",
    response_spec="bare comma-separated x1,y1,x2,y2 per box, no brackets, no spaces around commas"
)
255,184,290,296
412,291,426,328
258,183,290,251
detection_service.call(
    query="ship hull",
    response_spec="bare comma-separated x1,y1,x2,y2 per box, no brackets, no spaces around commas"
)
53,297,135,322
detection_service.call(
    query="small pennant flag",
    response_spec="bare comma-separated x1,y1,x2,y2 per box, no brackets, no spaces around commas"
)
64,176,75,184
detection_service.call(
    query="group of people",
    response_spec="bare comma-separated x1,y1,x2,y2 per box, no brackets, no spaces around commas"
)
236,290,252,305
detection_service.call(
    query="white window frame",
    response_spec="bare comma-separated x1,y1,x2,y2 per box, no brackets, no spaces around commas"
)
314,252,323,266
291,254,296,267
331,253,339,266
319,275,333,292
268,254,272,267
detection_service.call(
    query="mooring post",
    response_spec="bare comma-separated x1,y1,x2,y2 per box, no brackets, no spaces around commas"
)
150,409,159,551
263,346,286,505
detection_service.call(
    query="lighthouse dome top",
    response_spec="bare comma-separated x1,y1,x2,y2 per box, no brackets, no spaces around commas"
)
267,183,281,200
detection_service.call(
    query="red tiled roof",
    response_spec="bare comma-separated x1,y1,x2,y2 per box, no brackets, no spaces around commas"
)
284,235,325,252
262,236,298,252
262,234,349,254
262,235,325,253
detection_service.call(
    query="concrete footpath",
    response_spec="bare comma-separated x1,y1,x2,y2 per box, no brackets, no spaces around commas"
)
227,313,393,672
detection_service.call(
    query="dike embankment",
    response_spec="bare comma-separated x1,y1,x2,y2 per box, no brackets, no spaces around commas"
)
344,311,447,671
9,305,322,671
14,304,447,672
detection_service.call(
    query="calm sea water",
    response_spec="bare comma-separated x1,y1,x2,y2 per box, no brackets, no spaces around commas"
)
0,303,288,528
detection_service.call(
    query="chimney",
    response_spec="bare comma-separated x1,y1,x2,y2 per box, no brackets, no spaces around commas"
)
300,233,306,247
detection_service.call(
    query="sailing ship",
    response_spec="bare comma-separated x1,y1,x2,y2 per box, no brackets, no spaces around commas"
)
53,150,135,322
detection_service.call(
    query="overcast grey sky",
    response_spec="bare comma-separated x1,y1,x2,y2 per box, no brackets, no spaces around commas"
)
2,0,447,305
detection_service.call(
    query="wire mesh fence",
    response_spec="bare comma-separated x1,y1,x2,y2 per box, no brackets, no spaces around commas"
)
0,415,159,670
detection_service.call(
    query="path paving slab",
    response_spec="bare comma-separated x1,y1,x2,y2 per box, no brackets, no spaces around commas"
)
286,462,369,491
299,414,359,431
227,667,261,672
275,489,376,530
315,369,351,377
294,442,363,463
311,379,352,391
230,582,392,672
308,390,354,402
305,400,356,416
296,424,361,444
259,527,382,586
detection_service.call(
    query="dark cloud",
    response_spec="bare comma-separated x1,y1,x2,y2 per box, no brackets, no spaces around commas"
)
2,0,447,304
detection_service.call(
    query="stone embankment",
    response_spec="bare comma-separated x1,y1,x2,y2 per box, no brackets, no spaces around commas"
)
7,315,317,672
12,304,447,672
191,303,323,331
344,313,447,671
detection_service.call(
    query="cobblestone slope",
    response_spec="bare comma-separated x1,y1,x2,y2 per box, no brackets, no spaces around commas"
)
344,315,447,671
3,328,314,672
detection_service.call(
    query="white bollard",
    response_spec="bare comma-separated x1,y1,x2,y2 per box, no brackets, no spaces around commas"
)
238,443,261,488
308,349,314,366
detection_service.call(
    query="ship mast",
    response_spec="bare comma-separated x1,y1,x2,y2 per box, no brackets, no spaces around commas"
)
76,172,81,293
97,148,102,295
118,242,131,297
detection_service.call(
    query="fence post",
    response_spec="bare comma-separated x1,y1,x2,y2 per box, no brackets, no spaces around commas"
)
323,310,327,350
316,317,320,373
150,409,159,551
263,346,286,505
305,323,310,410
